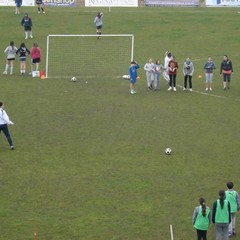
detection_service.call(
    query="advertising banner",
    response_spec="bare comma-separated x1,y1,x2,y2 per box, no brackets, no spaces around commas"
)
0,0,34,6
144,0,199,6
206,0,240,6
43,0,76,6
85,0,138,7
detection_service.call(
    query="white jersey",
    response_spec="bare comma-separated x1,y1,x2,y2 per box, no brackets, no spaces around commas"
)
164,56,171,69
4,46,18,59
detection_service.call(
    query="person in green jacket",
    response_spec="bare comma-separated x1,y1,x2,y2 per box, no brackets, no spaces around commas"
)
225,182,240,237
192,197,211,240
212,190,231,240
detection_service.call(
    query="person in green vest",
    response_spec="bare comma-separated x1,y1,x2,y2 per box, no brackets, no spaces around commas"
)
192,197,211,240
212,190,231,240
225,182,240,237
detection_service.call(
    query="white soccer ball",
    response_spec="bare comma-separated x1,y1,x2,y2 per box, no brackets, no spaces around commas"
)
122,75,130,80
165,148,172,155
71,77,76,82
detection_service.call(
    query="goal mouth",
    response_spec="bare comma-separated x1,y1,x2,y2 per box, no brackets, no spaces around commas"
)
46,34,134,79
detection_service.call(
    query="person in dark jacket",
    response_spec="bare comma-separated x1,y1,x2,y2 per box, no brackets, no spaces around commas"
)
220,55,233,90
21,13,33,40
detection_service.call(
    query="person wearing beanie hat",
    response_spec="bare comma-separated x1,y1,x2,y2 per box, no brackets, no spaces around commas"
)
21,13,33,40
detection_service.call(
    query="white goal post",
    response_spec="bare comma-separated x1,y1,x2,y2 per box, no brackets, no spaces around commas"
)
45,34,134,79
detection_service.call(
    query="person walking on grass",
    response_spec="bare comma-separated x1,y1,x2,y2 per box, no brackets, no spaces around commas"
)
212,190,231,240
15,0,22,14
225,182,240,237
204,56,216,91
36,0,45,14
30,42,41,75
3,41,18,75
94,12,103,39
154,59,165,90
193,197,211,240
144,58,155,90
129,61,140,95
163,51,171,83
16,42,30,75
183,57,194,91
21,13,33,40
0,102,14,150
220,55,233,90
168,55,179,92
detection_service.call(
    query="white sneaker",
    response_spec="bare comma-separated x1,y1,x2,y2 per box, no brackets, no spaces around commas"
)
30,35,33,39
173,87,177,91
130,90,135,95
183,88,186,91
25,37,28,39
189,88,193,92
209,88,212,91
205,88,208,91
2,71,7,75
168,87,172,91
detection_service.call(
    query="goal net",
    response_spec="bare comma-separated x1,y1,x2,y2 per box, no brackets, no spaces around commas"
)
46,34,134,79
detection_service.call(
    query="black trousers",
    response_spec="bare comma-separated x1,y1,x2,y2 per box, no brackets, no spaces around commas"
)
0,124,13,147
169,74,176,87
196,229,207,240
184,75,192,88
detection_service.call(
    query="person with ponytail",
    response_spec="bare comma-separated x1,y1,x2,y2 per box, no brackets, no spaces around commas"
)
212,190,231,240
192,197,211,240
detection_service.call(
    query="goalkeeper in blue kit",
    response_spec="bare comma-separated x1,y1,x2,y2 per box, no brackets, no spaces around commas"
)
129,61,140,95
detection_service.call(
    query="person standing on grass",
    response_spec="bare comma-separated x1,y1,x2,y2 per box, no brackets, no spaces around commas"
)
144,58,155,90
0,102,14,150
30,42,41,75
15,0,22,14
204,56,216,91
220,55,233,90
154,59,165,90
212,190,231,240
168,55,179,92
16,42,30,75
192,197,211,240
21,13,33,40
3,41,18,75
163,51,171,83
225,182,240,237
94,12,103,39
183,57,194,91
36,0,45,14
129,61,140,95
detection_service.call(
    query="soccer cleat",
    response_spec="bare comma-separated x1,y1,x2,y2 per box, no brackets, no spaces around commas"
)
189,88,193,92
30,35,33,39
209,88,212,91
173,87,177,91
2,71,7,74
38,11,40,14
205,88,208,91
10,146,14,150
25,37,28,39
183,88,186,91
168,87,172,91
130,90,135,94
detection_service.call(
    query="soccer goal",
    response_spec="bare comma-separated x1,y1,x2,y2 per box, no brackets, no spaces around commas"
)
46,34,134,79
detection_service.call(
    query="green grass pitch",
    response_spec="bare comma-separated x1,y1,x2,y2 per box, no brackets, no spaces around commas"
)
0,5,240,240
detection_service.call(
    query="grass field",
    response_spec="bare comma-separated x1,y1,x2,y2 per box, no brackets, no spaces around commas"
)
1,5,240,240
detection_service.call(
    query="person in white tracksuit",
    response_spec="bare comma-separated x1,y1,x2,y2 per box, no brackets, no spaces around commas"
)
163,51,172,83
144,58,155,90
